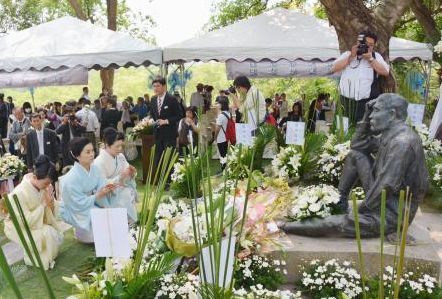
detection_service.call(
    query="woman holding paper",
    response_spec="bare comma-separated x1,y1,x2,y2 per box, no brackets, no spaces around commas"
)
59,137,117,243
94,128,138,223
4,155,63,270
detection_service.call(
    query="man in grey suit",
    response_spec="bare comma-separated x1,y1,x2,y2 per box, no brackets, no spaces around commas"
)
26,113,60,172
8,108,31,156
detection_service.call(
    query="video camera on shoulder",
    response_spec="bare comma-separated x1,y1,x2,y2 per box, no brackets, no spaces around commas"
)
357,34,369,57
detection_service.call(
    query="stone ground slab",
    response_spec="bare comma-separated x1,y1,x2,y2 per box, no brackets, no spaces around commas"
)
272,209,442,284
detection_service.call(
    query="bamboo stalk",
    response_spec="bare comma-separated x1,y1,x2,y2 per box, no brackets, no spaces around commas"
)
379,190,387,299
351,192,367,299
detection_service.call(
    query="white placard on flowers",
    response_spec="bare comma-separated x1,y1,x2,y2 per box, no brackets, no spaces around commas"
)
200,237,236,287
235,123,254,146
335,116,349,134
407,103,425,126
91,208,131,258
286,121,305,145
429,87,442,138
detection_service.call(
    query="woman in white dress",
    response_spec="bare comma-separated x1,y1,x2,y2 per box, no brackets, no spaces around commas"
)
94,128,138,222
4,155,63,270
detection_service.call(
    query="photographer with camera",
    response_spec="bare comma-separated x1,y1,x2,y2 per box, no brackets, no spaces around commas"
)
332,30,389,124
56,108,86,168
232,76,266,129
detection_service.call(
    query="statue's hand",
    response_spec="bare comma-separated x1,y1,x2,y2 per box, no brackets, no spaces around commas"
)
360,100,376,124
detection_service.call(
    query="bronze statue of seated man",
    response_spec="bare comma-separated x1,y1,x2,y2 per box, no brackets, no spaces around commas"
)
281,93,428,238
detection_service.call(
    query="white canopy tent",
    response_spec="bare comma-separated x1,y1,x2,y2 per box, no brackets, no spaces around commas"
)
0,16,162,88
163,8,433,64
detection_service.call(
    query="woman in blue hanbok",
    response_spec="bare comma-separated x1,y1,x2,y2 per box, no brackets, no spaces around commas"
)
59,137,116,243
94,128,138,223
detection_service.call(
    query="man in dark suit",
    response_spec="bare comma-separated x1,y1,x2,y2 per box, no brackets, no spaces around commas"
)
0,94,8,138
307,95,327,133
149,77,181,171
101,98,122,136
56,109,86,168
26,113,60,172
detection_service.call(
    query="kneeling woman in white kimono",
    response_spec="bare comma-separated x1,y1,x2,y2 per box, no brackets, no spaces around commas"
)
60,137,116,243
94,128,137,222
4,155,63,270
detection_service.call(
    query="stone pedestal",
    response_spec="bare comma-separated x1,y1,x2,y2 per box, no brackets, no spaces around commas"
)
271,209,442,284
141,134,155,183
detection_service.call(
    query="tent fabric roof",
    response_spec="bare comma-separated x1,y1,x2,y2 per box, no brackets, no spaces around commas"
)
163,8,433,63
0,16,162,72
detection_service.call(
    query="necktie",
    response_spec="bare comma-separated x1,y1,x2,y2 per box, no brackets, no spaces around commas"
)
158,97,163,115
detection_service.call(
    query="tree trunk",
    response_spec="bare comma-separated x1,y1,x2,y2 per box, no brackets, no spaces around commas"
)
410,0,442,84
68,0,88,21
320,0,414,92
100,0,118,93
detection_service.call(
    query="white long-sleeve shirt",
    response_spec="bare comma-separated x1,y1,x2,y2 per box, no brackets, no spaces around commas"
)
76,108,100,135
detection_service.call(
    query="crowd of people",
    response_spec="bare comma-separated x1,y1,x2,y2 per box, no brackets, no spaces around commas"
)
0,29,397,270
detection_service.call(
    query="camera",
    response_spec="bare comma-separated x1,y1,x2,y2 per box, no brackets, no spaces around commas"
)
69,115,78,123
356,34,369,57
228,85,236,94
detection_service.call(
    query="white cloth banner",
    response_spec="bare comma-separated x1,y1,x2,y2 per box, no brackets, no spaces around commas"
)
407,103,425,126
335,116,349,134
91,208,131,258
235,123,254,146
226,59,336,79
429,84,442,138
0,66,88,88
286,121,305,145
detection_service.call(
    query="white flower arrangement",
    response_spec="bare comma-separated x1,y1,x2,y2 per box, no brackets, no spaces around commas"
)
414,124,442,157
225,145,254,181
0,153,26,179
432,164,442,188
234,285,302,299
155,273,200,299
301,259,364,299
381,266,440,297
128,116,154,139
172,215,208,244
288,185,340,221
156,197,191,233
435,34,442,53
317,134,350,185
171,158,186,183
271,145,302,180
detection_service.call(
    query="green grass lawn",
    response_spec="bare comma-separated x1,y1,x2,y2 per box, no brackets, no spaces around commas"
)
0,228,95,299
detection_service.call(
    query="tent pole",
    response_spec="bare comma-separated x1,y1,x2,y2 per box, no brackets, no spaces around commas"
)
180,63,186,102
29,87,36,110
424,59,432,107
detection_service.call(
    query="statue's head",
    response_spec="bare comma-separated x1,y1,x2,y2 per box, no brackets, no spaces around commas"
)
369,93,408,133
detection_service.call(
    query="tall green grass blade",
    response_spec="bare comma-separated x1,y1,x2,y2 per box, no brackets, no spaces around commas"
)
2,195,36,267
0,246,23,298
379,189,387,299
390,190,405,299
393,191,412,299
351,192,366,299
133,147,178,276
11,195,55,299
